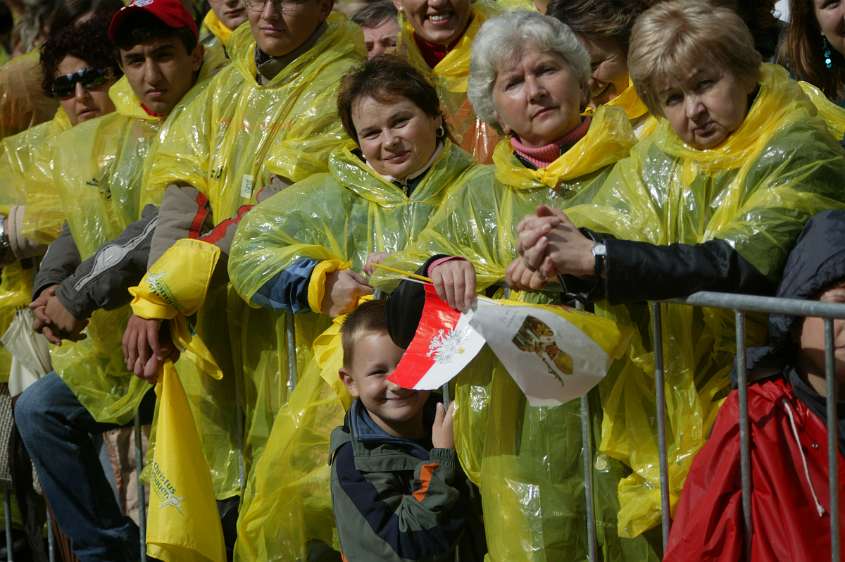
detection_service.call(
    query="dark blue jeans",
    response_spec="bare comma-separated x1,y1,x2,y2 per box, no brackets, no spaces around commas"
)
14,373,155,562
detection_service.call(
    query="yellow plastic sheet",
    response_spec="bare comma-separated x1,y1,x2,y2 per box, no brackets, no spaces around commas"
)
146,363,226,562
799,79,845,141
564,63,845,538
605,81,657,139
370,106,656,561
0,107,72,244
0,108,72,380
0,51,58,140
229,141,478,561
399,2,501,162
138,14,365,501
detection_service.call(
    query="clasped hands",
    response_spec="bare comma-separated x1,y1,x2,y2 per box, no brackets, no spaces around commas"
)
30,285,87,345
506,205,596,291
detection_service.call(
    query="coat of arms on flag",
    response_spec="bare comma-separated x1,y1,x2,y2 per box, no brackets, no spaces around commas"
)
388,283,625,406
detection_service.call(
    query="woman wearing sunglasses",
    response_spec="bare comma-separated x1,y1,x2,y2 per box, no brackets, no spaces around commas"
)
0,11,121,381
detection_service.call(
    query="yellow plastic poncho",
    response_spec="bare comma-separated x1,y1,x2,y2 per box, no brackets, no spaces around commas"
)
228,140,478,561
198,9,235,73
564,64,845,538
799,79,845,140
605,81,657,139
133,14,364,497
0,50,58,140
0,107,72,380
374,106,658,562
399,2,500,162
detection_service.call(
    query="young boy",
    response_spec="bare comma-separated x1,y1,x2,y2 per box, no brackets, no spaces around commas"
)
330,298,483,562
665,209,845,562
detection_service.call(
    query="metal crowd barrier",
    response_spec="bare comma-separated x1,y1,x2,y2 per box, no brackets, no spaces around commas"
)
11,288,844,562
644,291,844,561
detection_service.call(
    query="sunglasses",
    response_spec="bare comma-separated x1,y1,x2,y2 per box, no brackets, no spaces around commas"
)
51,67,112,99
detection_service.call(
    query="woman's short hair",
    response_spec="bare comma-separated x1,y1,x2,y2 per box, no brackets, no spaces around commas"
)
40,10,122,97
628,0,762,117
337,55,445,142
546,0,647,52
351,1,397,30
468,11,590,129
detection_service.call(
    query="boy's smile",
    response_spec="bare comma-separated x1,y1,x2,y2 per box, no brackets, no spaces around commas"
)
341,331,431,439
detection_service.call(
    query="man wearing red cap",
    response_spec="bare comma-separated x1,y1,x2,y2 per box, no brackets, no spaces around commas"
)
121,0,365,533
14,1,227,560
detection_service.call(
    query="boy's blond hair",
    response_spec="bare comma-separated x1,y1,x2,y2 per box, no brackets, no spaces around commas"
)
628,0,762,117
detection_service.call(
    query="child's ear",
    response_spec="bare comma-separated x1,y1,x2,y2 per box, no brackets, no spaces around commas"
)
339,368,359,398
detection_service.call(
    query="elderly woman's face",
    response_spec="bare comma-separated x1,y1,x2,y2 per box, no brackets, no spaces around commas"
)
393,0,472,47
579,35,629,106
492,46,585,148
658,66,755,149
351,94,442,180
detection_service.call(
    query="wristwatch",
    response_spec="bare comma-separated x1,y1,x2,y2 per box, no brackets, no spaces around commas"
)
592,242,607,278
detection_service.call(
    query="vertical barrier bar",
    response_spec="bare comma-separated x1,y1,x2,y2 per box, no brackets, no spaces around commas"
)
46,508,55,562
734,312,752,560
650,302,671,548
3,488,12,562
573,300,597,562
579,394,597,562
233,355,247,494
285,313,298,393
134,416,147,562
825,318,840,562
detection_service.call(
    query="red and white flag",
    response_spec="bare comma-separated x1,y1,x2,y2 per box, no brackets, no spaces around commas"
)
388,283,623,406
388,284,486,391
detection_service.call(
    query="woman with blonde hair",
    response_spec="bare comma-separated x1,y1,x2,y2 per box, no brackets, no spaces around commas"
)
510,0,845,540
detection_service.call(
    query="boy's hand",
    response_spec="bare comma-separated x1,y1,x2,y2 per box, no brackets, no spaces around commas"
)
431,401,456,449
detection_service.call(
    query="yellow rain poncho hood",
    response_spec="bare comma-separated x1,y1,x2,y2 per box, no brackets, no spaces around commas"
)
228,141,478,561
131,14,364,499
564,64,845,538
400,2,500,161
372,106,658,562
0,107,72,380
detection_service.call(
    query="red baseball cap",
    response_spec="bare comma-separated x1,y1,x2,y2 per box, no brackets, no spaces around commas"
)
108,0,198,44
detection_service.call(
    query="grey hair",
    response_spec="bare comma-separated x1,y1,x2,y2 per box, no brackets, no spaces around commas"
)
468,10,590,129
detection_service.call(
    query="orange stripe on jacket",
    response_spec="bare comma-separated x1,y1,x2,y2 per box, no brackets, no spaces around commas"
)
412,463,440,503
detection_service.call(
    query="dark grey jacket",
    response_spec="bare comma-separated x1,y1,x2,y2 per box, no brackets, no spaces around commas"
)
329,399,485,562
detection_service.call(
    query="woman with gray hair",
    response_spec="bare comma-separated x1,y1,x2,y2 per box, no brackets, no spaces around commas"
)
375,10,656,560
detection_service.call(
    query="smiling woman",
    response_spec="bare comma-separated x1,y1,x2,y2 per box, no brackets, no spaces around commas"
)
227,55,483,560
395,0,501,161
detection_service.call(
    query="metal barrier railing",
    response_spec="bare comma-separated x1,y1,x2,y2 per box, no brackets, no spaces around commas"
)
8,288,843,561
652,291,845,561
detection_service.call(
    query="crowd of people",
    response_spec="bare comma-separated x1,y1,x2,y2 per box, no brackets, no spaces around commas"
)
0,0,844,560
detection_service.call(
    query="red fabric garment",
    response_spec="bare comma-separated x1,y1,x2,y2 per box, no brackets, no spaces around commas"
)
412,33,455,68
665,377,845,562
509,117,592,169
